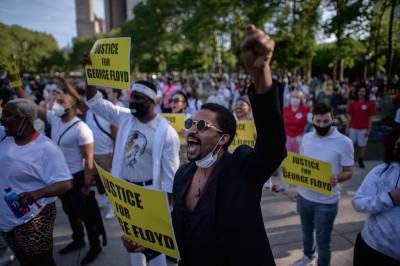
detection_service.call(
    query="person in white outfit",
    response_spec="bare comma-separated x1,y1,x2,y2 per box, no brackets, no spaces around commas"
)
59,75,117,220
85,72,180,266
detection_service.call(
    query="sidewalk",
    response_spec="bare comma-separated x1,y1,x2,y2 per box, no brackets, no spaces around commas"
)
13,161,377,266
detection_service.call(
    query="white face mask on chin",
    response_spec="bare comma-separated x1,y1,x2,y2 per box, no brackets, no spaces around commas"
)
195,135,224,169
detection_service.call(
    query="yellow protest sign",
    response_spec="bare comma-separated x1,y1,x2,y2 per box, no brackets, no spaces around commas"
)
6,62,22,88
229,120,256,150
95,163,180,259
282,152,333,196
161,113,186,143
85,37,131,90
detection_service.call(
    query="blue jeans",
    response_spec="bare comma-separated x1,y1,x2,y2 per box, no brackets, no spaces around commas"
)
297,195,338,266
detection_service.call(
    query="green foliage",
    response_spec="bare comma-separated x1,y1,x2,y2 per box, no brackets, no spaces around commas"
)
0,1,398,79
0,22,58,73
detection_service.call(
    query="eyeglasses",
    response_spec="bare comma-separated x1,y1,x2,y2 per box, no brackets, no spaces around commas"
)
169,98,184,104
184,118,224,134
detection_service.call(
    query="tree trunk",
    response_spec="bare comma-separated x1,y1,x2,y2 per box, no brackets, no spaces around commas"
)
306,57,312,83
339,58,344,81
386,0,396,81
373,0,388,79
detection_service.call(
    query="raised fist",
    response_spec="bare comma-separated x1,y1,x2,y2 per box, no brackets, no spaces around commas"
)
240,25,274,71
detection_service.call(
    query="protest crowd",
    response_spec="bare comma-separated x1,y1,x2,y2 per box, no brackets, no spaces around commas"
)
0,25,399,266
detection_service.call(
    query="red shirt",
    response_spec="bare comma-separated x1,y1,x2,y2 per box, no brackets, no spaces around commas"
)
347,100,376,129
283,105,311,137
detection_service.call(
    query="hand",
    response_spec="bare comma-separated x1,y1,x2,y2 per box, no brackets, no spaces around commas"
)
364,132,369,138
390,188,400,206
330,175,338,187
121,235,145,253
240,24,274,91
19,191,42,208
82,53,92,67
57,72,65,80
240,25,274,70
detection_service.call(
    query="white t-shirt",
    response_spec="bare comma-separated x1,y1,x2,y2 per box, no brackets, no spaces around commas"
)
395,108,400,124
298,128,354,204
86,109,113,155
0,134,72,232
0,125,5,140
0,112,5,139
47,111,94,174
121,116,161,183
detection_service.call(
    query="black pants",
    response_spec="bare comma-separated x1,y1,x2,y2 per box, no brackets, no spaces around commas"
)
354,233,400,266
59,171,102,248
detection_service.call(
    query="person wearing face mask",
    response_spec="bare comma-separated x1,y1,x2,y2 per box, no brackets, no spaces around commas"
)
161,77,177,113
347,86,376,169
84,67,180,266
283,90,310,153
169,25,286,266
58,74,118,221
292,103,354,266
0,99,72,266
352,128,400,266
12,85,106,265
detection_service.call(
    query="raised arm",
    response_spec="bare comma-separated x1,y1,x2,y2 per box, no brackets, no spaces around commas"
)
240,25,286,182
82,53,129,126
82,53,98,101
12,82,47,123
59,73,89,114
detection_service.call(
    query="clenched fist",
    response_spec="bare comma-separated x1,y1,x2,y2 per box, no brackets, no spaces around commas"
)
240,25,275,92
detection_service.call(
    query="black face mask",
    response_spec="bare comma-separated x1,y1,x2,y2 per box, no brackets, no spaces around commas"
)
129,100,150,117
314,124,332,136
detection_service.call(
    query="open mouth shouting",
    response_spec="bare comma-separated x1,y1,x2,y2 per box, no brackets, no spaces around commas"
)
187,134,201,159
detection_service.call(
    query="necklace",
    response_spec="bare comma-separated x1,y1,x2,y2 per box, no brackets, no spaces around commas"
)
195,168,208,198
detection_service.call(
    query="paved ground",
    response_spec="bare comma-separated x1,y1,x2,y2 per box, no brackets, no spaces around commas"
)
10,161,377,266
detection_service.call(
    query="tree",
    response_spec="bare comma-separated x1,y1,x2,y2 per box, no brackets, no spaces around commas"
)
0,23,59,73
323,0,369,80
386,0,399,80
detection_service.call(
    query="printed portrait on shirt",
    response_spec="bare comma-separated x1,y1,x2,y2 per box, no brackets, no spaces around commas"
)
124,130,147,167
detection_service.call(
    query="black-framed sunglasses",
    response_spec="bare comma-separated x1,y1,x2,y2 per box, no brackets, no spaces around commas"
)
184,118,224,134
169,98,184,104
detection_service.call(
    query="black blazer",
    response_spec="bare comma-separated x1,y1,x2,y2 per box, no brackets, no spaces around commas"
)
172,84,287,266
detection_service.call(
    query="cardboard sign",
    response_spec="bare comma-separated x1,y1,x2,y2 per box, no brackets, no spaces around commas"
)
229,120,256,150
282,152,333,196
95,163,180,259
6,62,22,88
161,113,186,143
85,37,131,90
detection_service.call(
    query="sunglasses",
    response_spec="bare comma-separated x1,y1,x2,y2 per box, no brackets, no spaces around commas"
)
169,98,184,104
184,118,224,134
